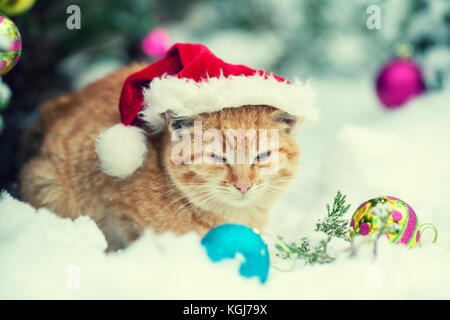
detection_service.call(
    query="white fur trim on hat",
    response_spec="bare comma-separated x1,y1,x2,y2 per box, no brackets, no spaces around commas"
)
140,73,318,132
95,123,148,179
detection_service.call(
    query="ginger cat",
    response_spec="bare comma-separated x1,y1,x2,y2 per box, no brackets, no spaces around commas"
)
19,63,301,251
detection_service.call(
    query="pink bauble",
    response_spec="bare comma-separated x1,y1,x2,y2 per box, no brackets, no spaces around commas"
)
141,28,170,58
375,58,426,109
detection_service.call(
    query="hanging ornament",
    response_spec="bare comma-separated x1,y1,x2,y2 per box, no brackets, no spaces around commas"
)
0,0,35,16
375,43,426,109
350,196,421,248
141,27,170,58
375,58,426,109
201,224,270,283
0,13,21,75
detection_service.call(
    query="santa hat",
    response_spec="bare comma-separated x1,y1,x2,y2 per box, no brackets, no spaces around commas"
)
95,43,318,179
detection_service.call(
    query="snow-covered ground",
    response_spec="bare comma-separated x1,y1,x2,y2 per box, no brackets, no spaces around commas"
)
1,79,450,299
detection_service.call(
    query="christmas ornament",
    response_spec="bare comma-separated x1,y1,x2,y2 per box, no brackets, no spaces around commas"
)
376,58,426,109
350,196,420,248
0,0,35,16
96,43,316,179
141,27,170,58
201,224,270,283
0,14,21,75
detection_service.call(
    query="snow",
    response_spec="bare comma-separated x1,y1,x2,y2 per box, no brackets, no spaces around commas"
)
421,47,450,88
1,79,450,299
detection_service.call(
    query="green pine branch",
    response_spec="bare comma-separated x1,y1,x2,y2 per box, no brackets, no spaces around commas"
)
275,191,353,265
316,191,352,243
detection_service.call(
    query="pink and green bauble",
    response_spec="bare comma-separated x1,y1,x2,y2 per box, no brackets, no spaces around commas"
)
0,13,21,75
350,196,420,248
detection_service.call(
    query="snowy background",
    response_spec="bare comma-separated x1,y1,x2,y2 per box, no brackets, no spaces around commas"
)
1,0,449,299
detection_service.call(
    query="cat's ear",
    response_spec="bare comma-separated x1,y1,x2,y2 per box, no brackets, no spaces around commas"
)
273,111,301,134
164,110,195,132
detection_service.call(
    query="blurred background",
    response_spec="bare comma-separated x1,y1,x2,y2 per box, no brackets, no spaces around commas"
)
0,0,449,193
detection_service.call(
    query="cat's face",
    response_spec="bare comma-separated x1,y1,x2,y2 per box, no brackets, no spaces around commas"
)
163,105,300,214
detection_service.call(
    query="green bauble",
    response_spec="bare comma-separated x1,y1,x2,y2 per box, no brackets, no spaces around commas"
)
0,0,36,16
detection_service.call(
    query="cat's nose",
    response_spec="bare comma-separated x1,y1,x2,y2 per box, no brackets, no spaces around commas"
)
234,183,252,194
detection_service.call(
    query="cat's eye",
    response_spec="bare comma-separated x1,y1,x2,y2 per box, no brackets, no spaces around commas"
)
255,151,271,161
210,154,227,163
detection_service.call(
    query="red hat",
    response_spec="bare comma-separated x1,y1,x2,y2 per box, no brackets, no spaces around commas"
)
95,43,317,179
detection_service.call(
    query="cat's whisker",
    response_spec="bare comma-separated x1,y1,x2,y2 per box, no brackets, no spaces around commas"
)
178,196,211,217
148,186,191,204
156,187,200,210
150,184,211,202
167,193,190,208
180,192,218,217
175,191,215,217
264,188,285,195
152,182,209,191
151,187,181,199
171,189,211,209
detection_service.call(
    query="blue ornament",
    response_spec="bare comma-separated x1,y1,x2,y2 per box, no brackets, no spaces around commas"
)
201,224,270,283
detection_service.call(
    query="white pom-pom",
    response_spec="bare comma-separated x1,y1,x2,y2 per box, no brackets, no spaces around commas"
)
95,123,148,179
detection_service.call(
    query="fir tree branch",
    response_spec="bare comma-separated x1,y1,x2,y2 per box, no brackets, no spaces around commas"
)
275,191,353,266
